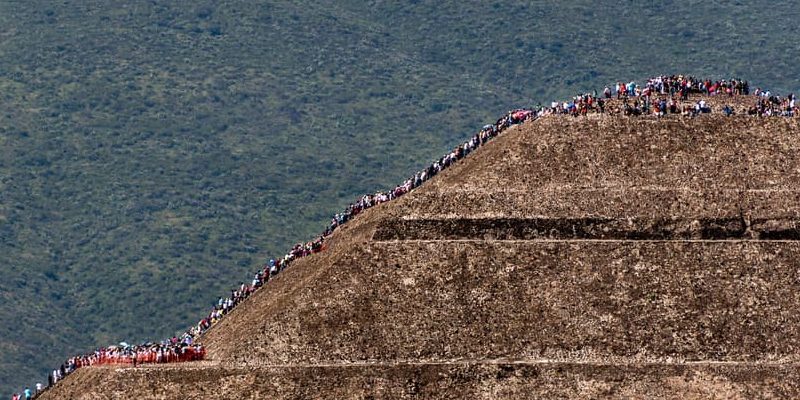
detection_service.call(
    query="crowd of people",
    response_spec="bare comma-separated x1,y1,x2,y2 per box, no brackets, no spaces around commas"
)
537,75,797,118
747,92,797,116
19,340,206,399
11,75,799,399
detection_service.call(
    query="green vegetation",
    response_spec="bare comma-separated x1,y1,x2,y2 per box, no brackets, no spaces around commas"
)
0,0,798,393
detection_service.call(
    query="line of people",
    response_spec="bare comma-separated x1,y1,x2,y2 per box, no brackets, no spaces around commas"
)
13,75,798,399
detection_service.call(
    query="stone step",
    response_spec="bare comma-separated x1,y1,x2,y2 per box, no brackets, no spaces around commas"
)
203,241,800,365
421,117,800,193
393,188,800,222
374,217,800,240
39,361,800,399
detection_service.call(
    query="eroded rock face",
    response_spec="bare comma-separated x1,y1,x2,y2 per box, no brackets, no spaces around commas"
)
42,111,800,399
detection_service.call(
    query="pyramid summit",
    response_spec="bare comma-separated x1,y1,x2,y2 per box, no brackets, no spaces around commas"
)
36,79,800,399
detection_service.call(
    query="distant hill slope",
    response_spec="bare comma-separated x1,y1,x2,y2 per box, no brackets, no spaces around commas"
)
2,0,800,393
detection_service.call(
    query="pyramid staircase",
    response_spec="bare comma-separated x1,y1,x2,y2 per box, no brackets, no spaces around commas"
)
43,114,800,399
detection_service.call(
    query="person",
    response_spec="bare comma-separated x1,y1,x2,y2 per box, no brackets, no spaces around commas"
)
23,388,31,400
35,383,43,393
723,105,734,116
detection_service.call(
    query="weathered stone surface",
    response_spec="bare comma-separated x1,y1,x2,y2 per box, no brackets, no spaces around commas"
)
206,241,800,365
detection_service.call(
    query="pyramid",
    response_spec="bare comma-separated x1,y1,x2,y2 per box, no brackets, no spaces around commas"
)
41,111,800,399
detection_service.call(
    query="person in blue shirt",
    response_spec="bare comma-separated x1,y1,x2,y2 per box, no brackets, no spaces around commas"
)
723,105,734,116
